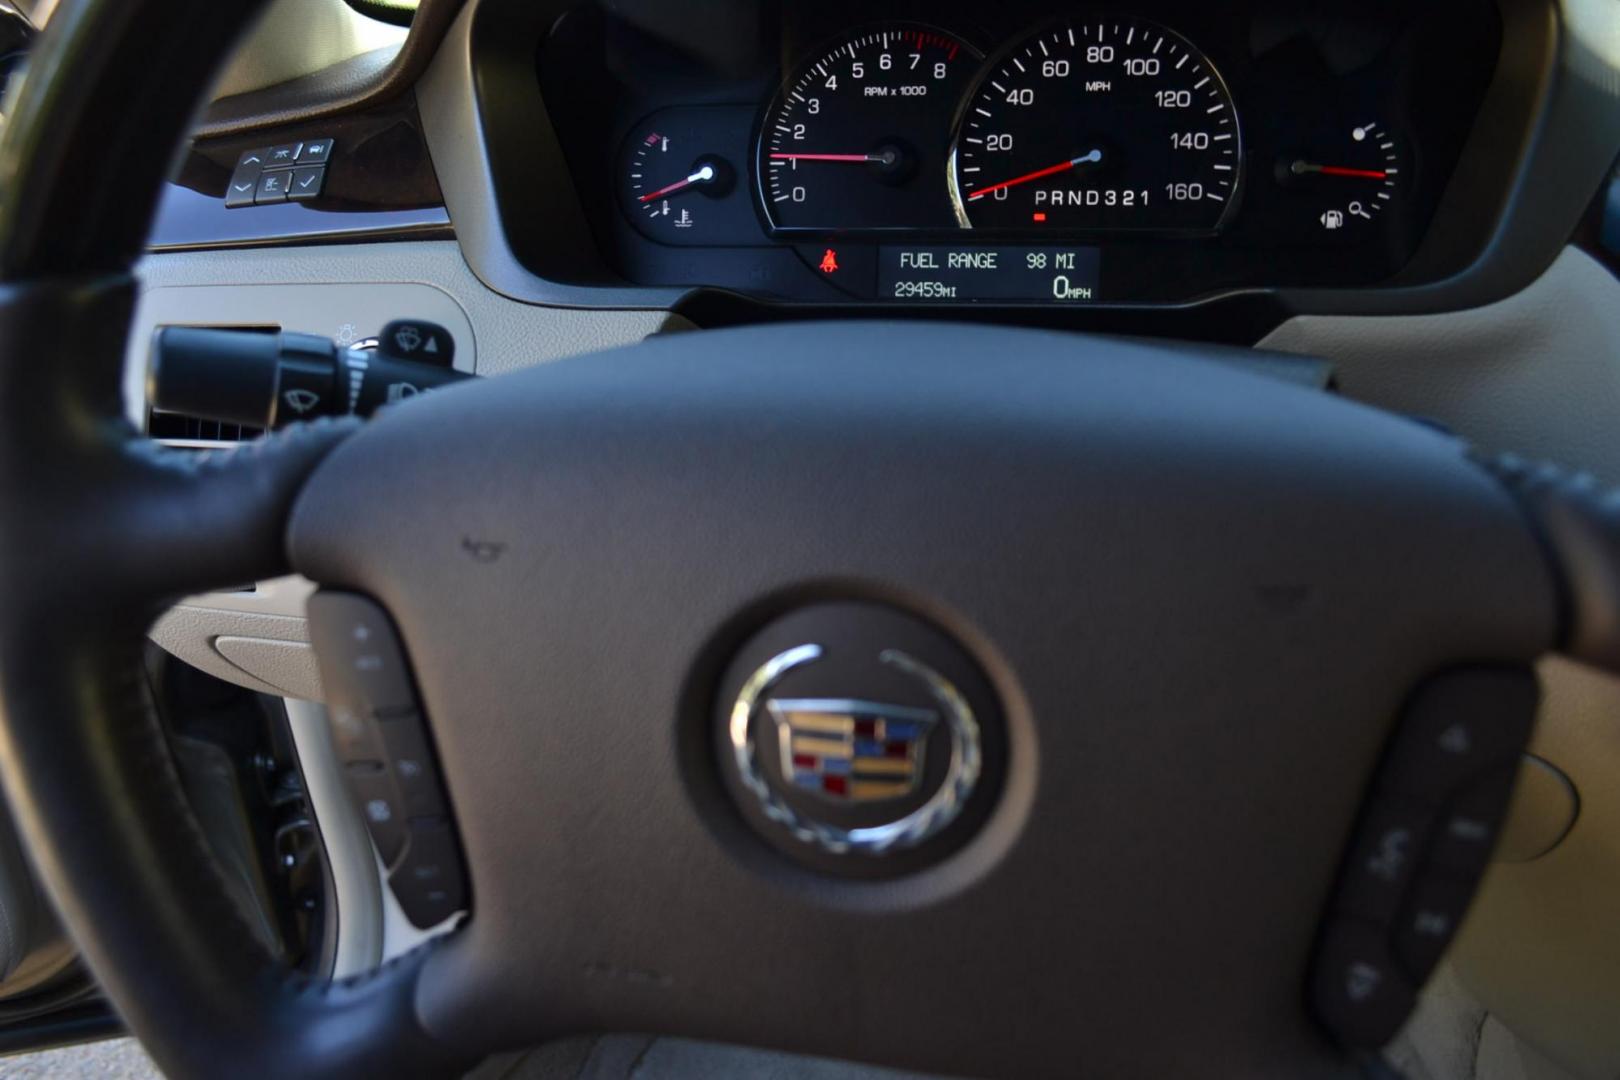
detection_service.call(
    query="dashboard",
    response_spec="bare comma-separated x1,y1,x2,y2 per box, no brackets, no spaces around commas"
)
532,0,1503,308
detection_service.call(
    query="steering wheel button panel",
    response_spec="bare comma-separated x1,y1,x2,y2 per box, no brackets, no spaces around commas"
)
1313,667,1539,1048
309,590,469,922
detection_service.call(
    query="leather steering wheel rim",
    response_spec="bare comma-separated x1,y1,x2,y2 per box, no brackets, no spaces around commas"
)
0,1,466,1076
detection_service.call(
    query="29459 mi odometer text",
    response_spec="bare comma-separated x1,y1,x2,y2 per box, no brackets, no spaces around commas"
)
950,18,1241,231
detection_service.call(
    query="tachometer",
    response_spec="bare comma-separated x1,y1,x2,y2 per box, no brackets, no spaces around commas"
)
950,19,1241,231
759,24,981,231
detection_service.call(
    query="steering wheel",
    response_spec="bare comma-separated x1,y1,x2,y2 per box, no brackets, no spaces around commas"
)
0,1,1614,1077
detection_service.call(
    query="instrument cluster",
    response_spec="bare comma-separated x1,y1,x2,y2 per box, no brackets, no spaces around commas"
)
537,0,1502,307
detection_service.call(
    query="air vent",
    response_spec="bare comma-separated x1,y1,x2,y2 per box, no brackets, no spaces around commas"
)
146,410,263,445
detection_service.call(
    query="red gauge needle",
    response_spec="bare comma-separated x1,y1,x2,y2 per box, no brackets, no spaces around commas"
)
1291,161,1387,180
638,164,716,203
769,152,883,163
967,149,1102,201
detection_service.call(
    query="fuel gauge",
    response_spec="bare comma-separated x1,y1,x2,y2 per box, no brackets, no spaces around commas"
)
1279,122,1403,235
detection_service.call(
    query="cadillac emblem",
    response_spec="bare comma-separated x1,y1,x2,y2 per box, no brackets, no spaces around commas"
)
728,644,982,855
769,699,937,803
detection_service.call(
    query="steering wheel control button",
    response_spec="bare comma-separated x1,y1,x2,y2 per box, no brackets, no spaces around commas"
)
343,761,409,866
1335,800,1433,924
717,602,1004,874
328,704,385,763
391,819,467,928
378,716,449,818
1384,668,1538,803
287,165,326,201
307,592,418,713
1428,766,1518,878
1393,876,1477,983
1311,921,1417,1049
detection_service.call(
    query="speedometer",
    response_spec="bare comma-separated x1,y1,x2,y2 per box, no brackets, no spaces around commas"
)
759,24,981,231
950,19,1241,231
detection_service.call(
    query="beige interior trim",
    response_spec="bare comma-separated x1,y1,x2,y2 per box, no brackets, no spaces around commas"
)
207,0,407,102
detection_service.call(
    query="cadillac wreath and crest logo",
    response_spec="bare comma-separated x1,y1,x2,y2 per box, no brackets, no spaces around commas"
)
729,643,982,855
769,698,938,803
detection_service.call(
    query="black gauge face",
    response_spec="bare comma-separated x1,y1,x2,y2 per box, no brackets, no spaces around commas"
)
951,19,1241,231
759,24,981,231
1278,121,1403,235
618,111,744,245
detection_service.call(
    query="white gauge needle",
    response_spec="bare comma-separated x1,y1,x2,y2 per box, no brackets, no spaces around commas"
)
639,164,716,203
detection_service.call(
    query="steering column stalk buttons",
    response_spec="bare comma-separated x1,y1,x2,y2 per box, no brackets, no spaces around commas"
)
378,319,454,367
147,323,471,430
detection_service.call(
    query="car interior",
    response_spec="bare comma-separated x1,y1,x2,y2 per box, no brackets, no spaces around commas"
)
0,0,1616,1076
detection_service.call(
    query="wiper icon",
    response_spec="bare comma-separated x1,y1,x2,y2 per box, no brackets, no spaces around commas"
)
282,388,321,415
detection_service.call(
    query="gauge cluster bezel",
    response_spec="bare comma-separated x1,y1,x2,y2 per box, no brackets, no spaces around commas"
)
535,0,1500,305
429,0,1616,333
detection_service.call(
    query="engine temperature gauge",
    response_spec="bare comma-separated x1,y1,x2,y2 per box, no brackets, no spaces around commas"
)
618,113,740,244
1280,122,1403,234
